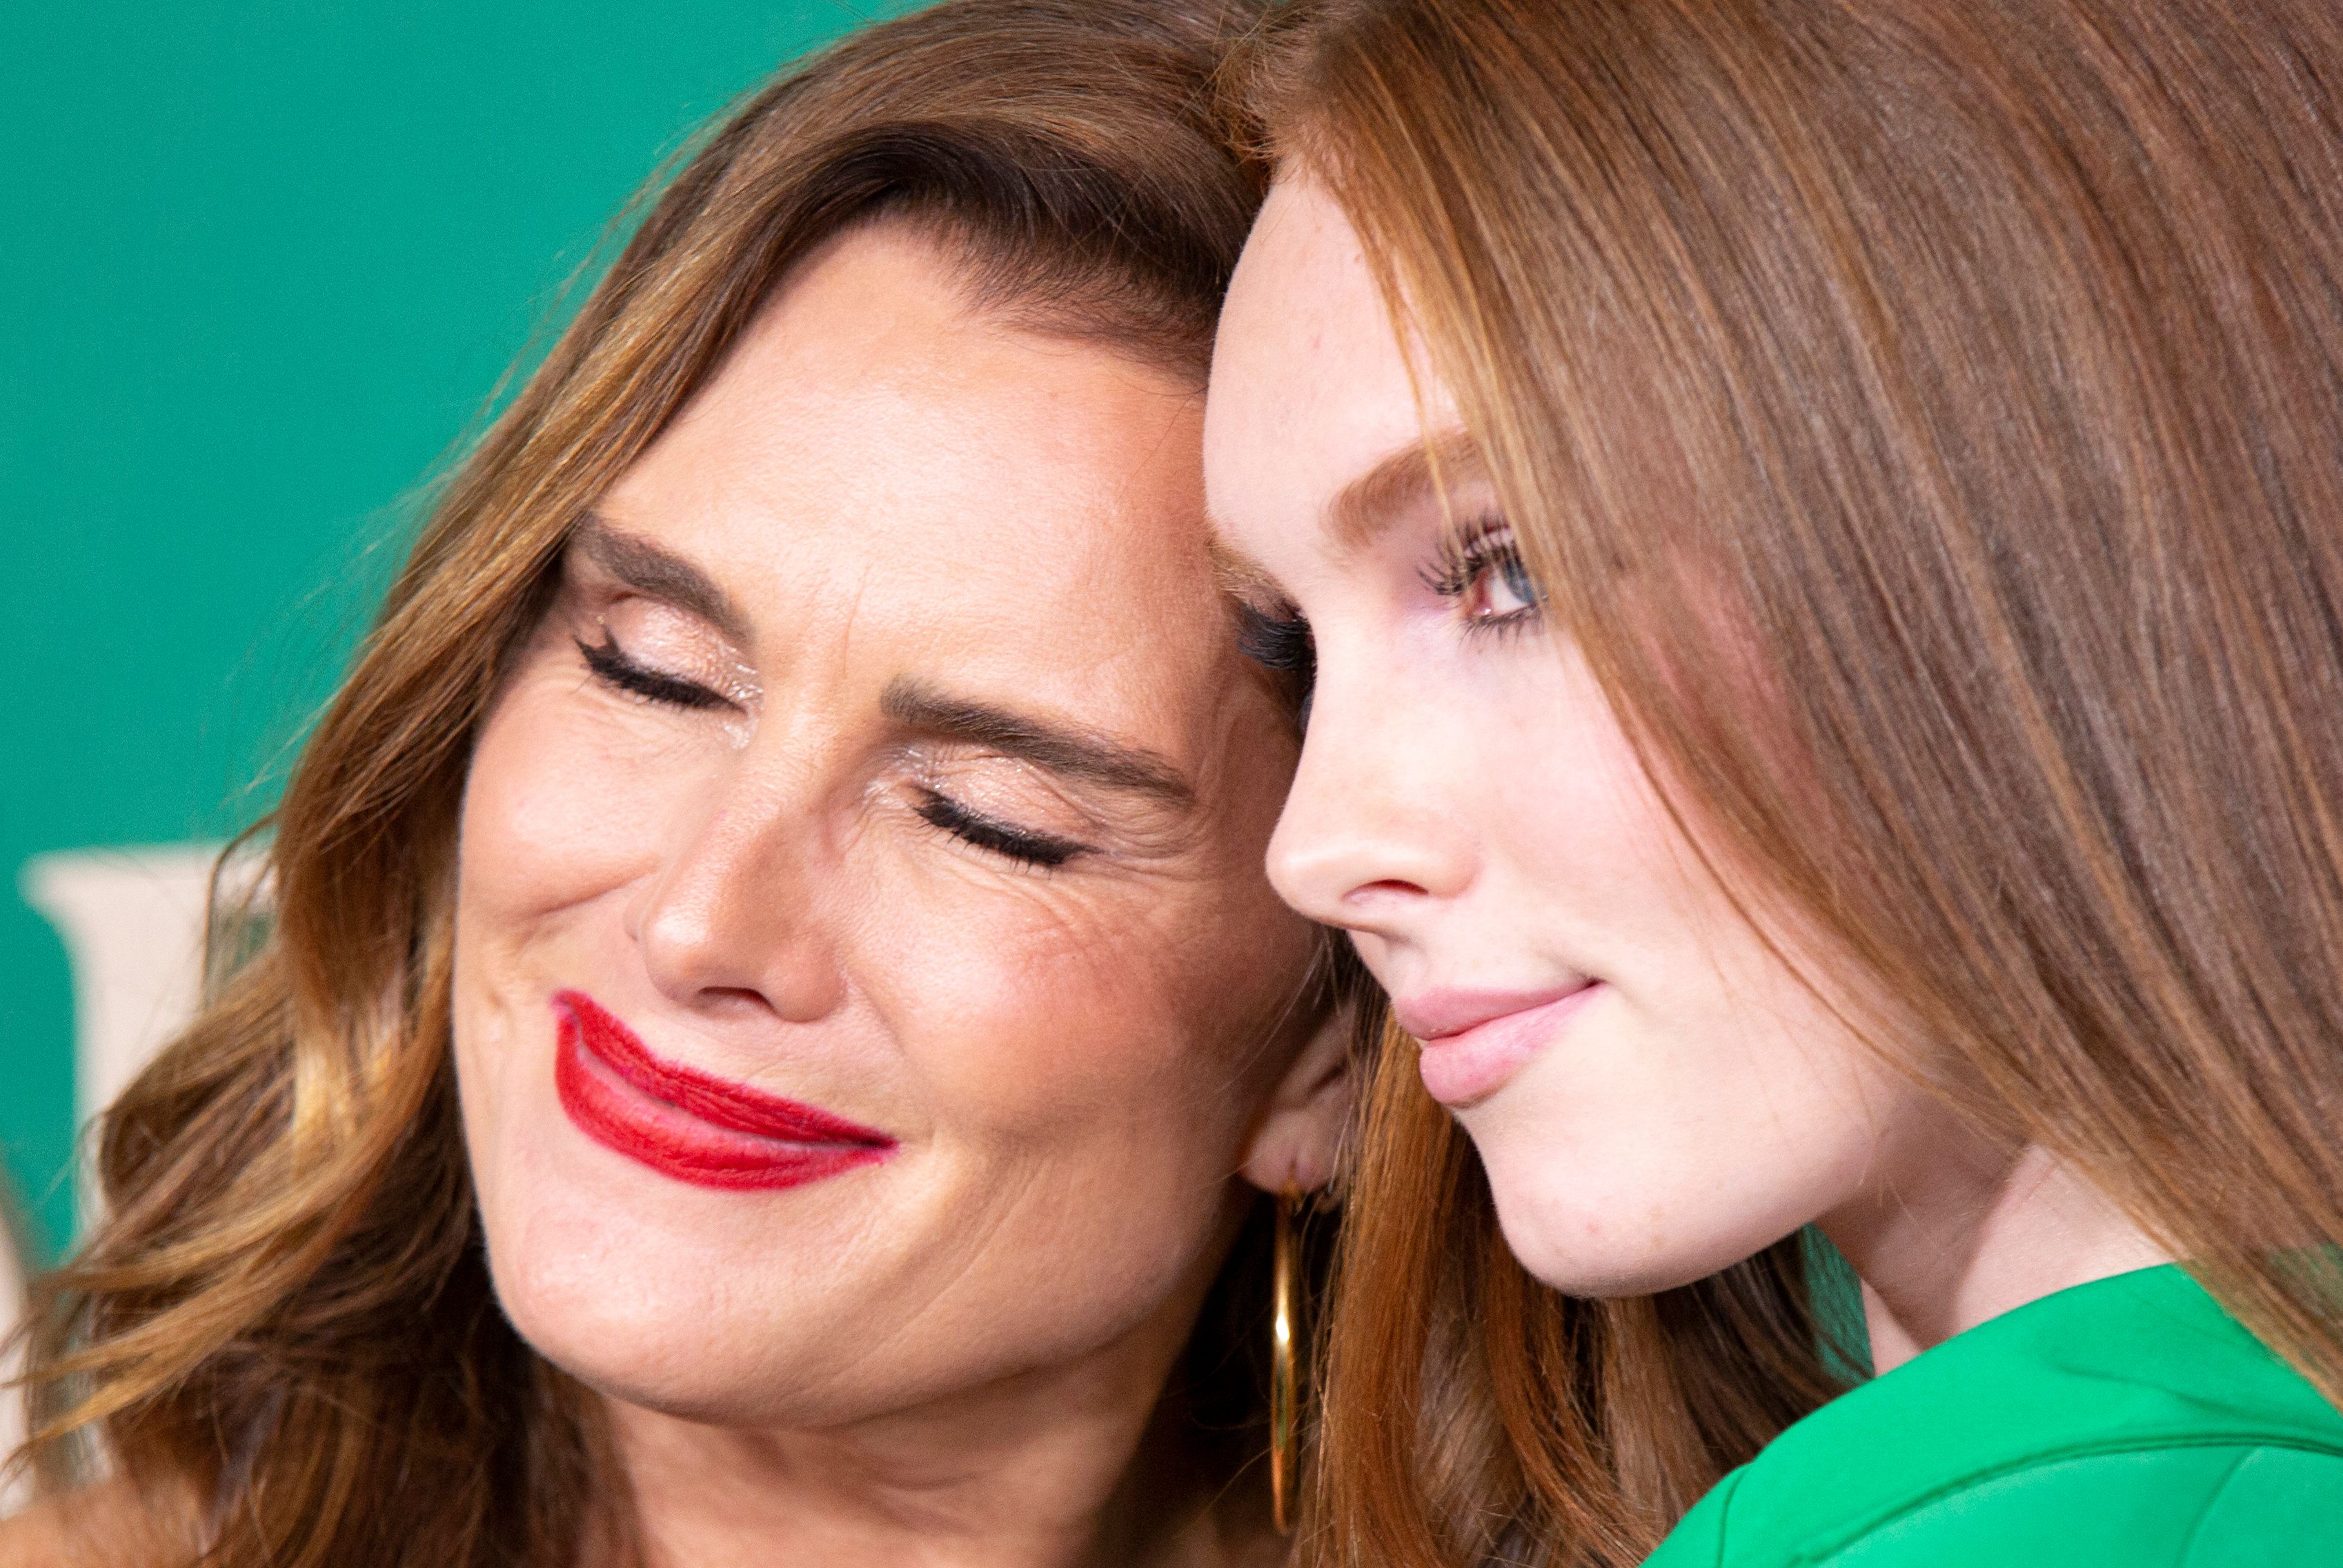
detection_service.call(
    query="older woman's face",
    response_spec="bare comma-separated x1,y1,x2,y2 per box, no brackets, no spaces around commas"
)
452,226,1327,1427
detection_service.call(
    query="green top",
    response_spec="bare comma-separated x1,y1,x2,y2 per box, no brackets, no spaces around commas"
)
1645,1265,2343,1566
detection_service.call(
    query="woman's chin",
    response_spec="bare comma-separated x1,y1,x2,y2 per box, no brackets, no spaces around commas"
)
473,1171,852,1426
1486,1175,1798,1301
487,1242,844,1427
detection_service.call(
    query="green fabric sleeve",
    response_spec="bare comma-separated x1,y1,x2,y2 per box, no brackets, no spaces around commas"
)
1809,1445,2343,1566
2178,1445,2343,1567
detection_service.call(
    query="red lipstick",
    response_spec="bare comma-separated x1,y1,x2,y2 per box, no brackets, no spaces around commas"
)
552,990,893,1190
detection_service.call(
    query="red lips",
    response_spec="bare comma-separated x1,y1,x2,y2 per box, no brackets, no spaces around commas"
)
552,990,893,1190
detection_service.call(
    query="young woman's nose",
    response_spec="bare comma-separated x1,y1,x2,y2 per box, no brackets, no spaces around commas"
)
630,756,847,1024
1264,656,1476,937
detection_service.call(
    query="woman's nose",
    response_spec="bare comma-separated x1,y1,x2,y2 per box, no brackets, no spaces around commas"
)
1264,662,1474,937
631,761,847,1024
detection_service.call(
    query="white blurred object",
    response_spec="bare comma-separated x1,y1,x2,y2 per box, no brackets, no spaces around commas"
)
20,843,244,1173
10,840,267,1515
1,1218,23,1516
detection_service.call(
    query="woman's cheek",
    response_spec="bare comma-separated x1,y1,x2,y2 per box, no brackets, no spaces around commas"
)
858,855,1204,1128
462,668,688,926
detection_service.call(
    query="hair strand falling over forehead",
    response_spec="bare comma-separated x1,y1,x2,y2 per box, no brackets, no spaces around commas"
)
1242,1,2343,1564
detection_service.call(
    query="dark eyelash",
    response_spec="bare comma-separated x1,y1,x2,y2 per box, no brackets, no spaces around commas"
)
1419,515,1517,597
1236,601,1315,674
577,635,729,711
913,788,1085,869
1235,601,1316,729
1420,516,1543,626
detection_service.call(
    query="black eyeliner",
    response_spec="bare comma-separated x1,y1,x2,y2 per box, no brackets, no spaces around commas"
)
913,788,1085,869
1235,600,1316,730
1236,600,1316,674
576,635,730,711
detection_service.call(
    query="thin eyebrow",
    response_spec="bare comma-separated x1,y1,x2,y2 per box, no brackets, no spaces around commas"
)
573,515,751,644
1207,533,1288,609
1329,428,1488,553
880,677,1196,810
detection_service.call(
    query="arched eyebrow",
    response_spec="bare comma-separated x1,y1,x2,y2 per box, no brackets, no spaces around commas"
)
1329,428,1487,552
1206,428,1490,595
571,517,1195,808
573,515,751,644
880,677,1196,811
1208,533,1289,611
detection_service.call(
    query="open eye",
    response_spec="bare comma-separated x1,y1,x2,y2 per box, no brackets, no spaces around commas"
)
1423,519,1543,633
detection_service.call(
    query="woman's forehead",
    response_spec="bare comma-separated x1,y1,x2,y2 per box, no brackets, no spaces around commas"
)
1208,177,1459,577
619,239,1212,573
582,228,1247,748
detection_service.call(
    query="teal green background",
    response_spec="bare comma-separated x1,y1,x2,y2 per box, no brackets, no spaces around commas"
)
2,1,913,1260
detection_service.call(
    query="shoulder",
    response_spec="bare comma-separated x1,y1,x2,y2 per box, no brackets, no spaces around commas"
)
1645,1267,2343,1568
0,1502,72,1567
1812,1441,2343,1566
1651,1442,2343,1568
0,1482,188,1567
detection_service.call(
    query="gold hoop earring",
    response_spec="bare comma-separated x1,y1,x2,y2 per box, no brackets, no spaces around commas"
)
1271,1182,1300,1534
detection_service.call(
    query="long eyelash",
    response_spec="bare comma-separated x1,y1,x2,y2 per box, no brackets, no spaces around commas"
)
913,788,1085,870
1236,601,1315,675
1420,515,1544,635
1420,514,1515,597
577,635,729,711
1235,601,1316,729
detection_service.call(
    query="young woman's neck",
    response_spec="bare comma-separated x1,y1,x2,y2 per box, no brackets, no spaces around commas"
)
1822,1124,2173,1376
603,1313,1257,1568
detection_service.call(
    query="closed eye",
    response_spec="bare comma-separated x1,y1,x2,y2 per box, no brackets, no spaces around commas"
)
913,788,1087,869
1236,602,1314,673
1235,601,1316,728
577,635,731,711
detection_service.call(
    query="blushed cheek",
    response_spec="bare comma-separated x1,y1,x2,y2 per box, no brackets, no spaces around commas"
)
871,869,1304,1160
886,901,1195,1131
453,674,676,1196
1476,648,1741,1018
457,672,669,937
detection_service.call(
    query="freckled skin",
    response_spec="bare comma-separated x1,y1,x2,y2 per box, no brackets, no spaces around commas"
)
453,219,1334,1464
1203,177,2162,1353
1200,179,1911,1300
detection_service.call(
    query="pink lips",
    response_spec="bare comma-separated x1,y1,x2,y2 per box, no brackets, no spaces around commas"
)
552,989,893,1191
1394,983,1603,1106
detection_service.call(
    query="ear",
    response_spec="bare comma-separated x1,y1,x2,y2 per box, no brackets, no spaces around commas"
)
1238,1002,1355,1196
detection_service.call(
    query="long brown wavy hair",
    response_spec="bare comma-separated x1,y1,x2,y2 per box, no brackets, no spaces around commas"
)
1241,2,2343,1565
8,2,1312,1562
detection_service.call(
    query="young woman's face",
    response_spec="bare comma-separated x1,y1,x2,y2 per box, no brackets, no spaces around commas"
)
453,225,1334,1427
1206,177,1939,1298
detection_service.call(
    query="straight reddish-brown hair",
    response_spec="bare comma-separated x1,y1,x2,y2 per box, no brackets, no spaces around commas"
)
1243,3,2343,1565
